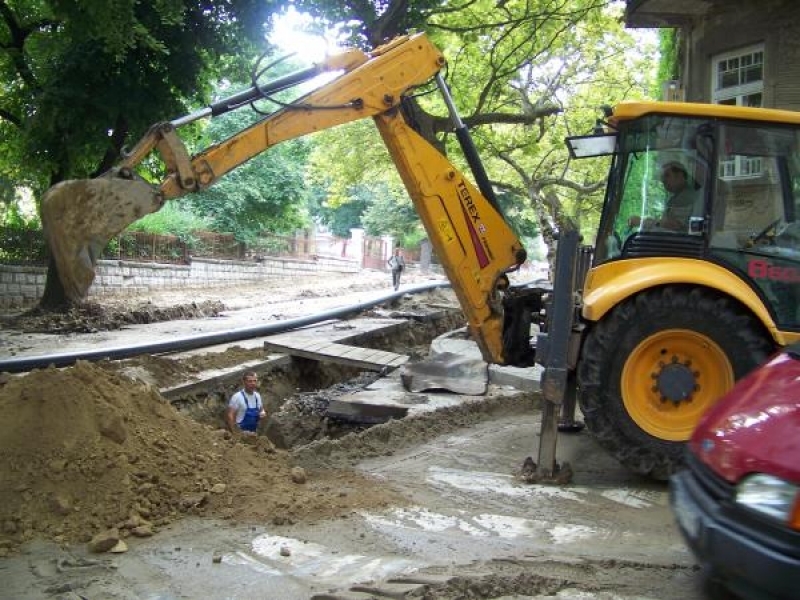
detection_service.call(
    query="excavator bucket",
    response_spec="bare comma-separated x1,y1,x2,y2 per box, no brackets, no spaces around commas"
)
41,170,164,303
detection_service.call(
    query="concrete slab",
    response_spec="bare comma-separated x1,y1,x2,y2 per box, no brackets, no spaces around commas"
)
489,362,543,392
326,392,410,423
400,351,488,395
432,327,542,392
325,327,542,423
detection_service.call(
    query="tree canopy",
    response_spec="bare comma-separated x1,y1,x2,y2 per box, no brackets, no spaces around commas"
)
0,0,282,306
0,0,660,308
304,0,657,248
182,90,312,240
0,0,275,196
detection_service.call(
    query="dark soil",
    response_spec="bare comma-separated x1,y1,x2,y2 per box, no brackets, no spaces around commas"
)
2,300,226,333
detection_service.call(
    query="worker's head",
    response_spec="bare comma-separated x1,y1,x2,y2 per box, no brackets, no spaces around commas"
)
394,248,401,255
660,161,688,193
242,371,258,392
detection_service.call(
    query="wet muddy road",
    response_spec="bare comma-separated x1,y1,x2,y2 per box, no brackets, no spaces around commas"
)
2,406,704,599
0,271,706,599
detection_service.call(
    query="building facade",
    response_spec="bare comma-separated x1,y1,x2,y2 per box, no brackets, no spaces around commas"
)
626,0,800,111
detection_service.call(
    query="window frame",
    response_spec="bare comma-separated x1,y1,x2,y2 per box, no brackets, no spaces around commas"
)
711,44,765,106
711,44,765,180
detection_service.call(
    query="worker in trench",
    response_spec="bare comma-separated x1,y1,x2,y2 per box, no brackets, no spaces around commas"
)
226,371,267,434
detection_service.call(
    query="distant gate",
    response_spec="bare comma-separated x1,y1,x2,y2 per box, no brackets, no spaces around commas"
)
362,237,388,270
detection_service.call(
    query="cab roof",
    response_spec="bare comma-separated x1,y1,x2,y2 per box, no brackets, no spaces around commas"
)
612,101,800,126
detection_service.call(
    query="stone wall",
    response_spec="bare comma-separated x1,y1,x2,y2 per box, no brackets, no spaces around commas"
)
0,255,361,311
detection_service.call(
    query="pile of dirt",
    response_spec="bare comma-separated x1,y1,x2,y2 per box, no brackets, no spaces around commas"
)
3,300,226,334
290,392,541,469
0,361,403,556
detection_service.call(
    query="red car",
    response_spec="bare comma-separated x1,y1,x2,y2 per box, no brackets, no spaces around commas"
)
670,343,800,600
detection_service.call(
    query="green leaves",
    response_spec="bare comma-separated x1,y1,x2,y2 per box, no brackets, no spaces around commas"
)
297,0,658,243
184,84,313,239
0,0,270,194
2,0,659,265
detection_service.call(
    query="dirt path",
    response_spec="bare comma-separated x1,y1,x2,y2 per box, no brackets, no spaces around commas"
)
0,268,445,359
0,269,705,599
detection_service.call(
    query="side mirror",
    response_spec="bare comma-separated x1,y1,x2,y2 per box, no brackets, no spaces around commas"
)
565,133,618,159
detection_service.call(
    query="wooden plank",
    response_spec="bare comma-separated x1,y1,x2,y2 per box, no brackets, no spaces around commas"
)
354,349,388,362
301,340,332,352
387,355,410,367
335,345,365,358
263,339,326,354
160,355,293,400
367,350,402,364
257,317,413,371
262,338,407,371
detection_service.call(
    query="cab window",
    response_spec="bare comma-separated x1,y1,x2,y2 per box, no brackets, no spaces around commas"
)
596,115,711,262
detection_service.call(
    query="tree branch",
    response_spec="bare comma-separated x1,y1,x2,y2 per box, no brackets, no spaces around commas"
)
426,105,562,136
0,106,21,127
0,1,55,88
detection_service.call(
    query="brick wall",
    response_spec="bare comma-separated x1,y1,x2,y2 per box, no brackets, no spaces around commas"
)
0,255,360,311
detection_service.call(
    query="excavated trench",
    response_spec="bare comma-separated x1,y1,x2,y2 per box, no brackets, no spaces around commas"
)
0,289,703,599
159,309,469,450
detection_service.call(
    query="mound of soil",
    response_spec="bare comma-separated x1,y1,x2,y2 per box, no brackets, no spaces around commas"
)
0,361,403,556
4,300,226,334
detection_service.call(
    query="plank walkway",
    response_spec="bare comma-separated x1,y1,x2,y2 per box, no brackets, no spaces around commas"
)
161,318,410,398
262,333,408,372
261,317,410,372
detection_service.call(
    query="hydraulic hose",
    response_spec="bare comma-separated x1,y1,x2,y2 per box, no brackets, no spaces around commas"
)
0,281,451,374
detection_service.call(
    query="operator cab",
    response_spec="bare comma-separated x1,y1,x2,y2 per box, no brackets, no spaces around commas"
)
568,103,800,331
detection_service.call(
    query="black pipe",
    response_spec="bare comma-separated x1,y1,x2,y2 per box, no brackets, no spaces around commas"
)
0,281,450,374
171,64,324,127
435,73,502,215
209,65,322,117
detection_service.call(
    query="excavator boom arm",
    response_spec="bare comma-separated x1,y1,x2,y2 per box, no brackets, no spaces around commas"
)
157,35,442,198
42,32,526,363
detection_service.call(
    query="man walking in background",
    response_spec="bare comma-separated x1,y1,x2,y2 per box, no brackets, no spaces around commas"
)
388,247,406,291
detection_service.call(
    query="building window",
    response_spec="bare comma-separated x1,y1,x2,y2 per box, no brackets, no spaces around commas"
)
712,45,765,178
712,45,764,105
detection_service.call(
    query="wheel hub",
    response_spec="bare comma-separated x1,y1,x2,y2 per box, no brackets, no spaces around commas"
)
622,328,736,441
653,358,698,404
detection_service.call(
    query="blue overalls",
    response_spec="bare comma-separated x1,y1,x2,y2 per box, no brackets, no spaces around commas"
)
238,391,261,432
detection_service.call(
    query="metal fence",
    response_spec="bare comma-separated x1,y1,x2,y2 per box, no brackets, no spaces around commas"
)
103,231,189,264
0,226,397,267
190,231,243,260
248,232,315,260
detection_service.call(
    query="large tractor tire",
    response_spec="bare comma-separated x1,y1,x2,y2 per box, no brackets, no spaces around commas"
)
577,286,773,480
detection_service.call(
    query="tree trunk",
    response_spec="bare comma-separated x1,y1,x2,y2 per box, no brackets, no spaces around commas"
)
38,256,73,310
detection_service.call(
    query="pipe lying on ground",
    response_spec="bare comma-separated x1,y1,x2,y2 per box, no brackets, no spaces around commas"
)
0,281,451,374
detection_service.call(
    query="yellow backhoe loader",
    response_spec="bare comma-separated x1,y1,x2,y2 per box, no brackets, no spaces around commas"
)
42,33,526,367
551,101,800,479
41,32,800,481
